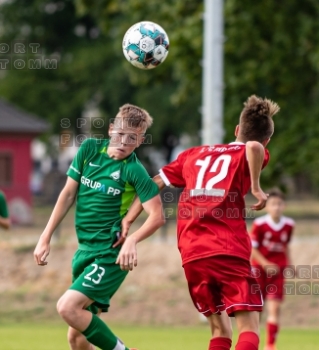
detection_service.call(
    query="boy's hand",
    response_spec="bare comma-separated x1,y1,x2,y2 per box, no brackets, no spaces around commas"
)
112,219,132,248
34,237,50,266
251,188,268,210
116,236,137,271
262,261,280,275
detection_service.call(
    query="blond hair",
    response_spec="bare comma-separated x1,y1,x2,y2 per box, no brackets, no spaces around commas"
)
114,103,153,132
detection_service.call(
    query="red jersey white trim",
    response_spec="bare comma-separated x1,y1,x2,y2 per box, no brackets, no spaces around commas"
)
250,214,294,266
229,142,245,145
159,143,270,265
254,214,295,233
159,168,171,186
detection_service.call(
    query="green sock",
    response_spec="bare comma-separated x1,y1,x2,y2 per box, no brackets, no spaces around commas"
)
82,314,129,350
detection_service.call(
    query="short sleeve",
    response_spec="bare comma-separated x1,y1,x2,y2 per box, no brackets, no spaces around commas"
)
262,149,270,169
127,162,159,203
250,222,261,248
287,220,295,243
0,192,9,218
66,138,93,182
159,149,191,187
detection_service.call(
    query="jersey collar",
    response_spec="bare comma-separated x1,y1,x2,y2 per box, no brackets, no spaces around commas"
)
229,141,245,145
265,214,286,231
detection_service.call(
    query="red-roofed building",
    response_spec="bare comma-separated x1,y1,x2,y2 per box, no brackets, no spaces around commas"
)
0,99,49,224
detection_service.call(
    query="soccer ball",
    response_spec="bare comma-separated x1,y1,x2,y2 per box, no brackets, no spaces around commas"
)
122,21,169,70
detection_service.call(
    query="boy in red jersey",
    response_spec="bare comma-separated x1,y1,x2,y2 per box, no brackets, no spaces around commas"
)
116,95,280,350
250,189,294,350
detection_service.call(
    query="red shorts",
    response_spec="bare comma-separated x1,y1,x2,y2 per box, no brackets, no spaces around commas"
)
251,265,284,301
183,255,263,317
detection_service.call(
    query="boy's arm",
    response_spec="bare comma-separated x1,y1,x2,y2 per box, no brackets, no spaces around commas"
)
33,177,78,266
286,223,294,266
0,216,10,230
251,247,280,274
250,223,269,267
246,141,268,210
114,174,166,247
0,193,10,229
125,174,166,224
116,192,165,271
286,246,292,266
251,247,273,268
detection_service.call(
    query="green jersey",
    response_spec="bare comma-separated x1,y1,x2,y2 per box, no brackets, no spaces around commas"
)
0,191,9,219
67,138,159,257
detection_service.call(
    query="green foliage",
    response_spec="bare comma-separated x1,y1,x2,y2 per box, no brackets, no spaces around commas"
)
0,0,105,133
224,1,319,190
0,0,203,143
0,0,319,189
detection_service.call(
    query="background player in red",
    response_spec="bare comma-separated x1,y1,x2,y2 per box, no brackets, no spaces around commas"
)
118,95,280,350
250,189,294,350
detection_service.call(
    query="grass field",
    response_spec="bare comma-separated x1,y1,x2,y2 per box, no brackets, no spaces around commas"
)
1,323,319,350
2,204,319,349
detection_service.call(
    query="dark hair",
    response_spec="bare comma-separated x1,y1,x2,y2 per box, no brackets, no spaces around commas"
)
239,95,280,142
267,187,285,201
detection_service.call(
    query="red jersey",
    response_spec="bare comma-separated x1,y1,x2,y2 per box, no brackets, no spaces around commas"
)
159,142,270,265
250,214,294,266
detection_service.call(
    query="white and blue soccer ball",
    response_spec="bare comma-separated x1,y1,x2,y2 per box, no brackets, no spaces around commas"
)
122,21,169,70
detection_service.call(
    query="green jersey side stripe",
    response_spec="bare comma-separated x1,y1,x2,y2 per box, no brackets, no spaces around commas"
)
66,138,158,254
120,181,136,216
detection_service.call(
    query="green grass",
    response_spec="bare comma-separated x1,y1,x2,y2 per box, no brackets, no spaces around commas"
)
0,323,319,350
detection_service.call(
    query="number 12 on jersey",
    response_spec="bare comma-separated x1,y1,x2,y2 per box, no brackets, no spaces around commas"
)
190,155,231,197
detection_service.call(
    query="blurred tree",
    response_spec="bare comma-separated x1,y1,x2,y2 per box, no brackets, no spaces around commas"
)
1,0,319,190
223,0,319,192
0,0,131,136
0,0,202,144
77,0,319,191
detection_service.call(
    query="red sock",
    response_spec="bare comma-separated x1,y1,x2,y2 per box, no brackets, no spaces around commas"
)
209,337,232,350
235,332,259,350
267,322,279,345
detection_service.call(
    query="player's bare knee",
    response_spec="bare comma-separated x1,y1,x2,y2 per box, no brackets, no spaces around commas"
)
56,296,63,315
57,295,74,320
